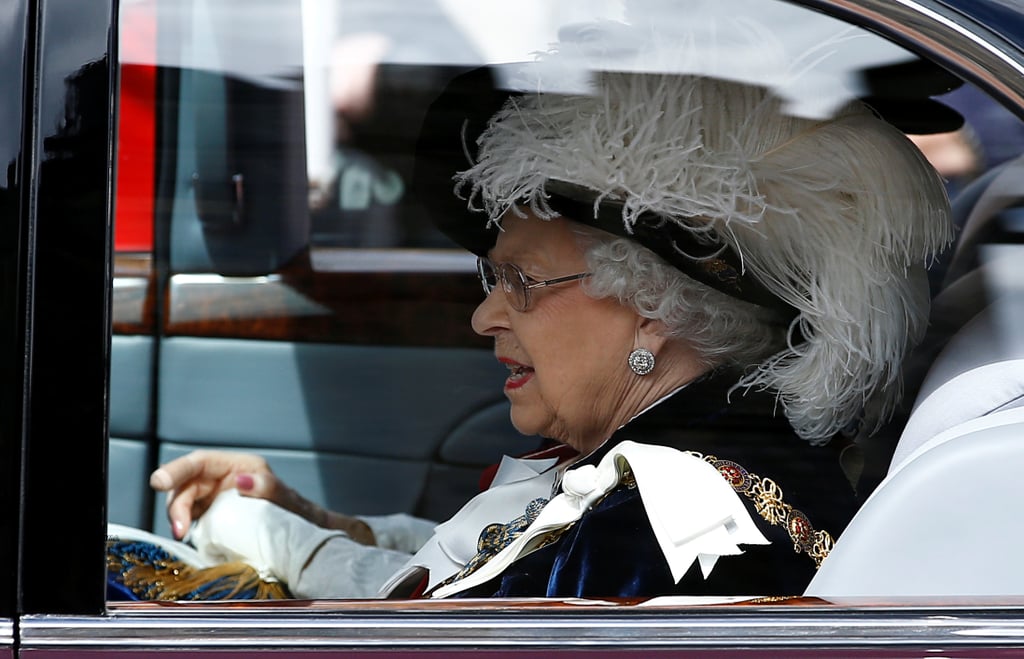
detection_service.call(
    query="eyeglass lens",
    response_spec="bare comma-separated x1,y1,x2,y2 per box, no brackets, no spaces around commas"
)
476,258,529,311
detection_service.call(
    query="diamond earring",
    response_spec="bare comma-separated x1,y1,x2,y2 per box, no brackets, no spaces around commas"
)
628,348,655,376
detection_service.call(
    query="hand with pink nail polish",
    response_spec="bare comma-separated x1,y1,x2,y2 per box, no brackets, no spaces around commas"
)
149,450,376,545
149,450,282,540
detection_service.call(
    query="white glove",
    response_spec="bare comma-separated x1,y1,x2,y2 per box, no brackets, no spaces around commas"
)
189,489,345,585
189,489,416,598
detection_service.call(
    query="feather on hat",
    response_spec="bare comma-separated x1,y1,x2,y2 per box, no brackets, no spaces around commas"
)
417,24,954,443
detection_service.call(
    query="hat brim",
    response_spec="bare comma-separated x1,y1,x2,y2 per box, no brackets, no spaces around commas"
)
412,66,515,258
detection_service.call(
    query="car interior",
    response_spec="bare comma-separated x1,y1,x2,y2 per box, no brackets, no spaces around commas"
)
108,0,1024,602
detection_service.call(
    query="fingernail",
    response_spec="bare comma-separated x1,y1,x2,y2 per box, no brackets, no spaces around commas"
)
236,473,255,491
172,520,184,538
150,469,171,490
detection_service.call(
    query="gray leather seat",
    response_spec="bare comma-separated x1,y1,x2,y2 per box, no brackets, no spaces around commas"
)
808,258,1024,596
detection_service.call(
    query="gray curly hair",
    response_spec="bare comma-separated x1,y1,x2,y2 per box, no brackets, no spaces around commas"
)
574,226,787,370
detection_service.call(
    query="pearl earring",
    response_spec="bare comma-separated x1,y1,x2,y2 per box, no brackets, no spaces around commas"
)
628,348,655,376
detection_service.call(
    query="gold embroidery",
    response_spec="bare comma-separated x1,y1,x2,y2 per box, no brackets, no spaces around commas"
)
693,453,835,568
107,540,290,600
745,595,791,604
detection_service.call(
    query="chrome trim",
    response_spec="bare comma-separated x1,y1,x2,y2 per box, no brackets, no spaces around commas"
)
18,608,1024,650
0,619,12,647
802,0,1024,111
310,248,477,273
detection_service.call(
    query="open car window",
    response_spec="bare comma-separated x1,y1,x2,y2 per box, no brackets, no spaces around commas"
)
99,0,1024,649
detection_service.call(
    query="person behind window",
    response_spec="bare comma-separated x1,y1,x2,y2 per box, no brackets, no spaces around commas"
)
128,59,951,601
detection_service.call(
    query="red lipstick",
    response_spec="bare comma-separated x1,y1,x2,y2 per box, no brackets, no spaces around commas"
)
498,357,534,390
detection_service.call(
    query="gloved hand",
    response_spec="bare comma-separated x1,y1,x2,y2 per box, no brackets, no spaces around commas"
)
188,489,346,586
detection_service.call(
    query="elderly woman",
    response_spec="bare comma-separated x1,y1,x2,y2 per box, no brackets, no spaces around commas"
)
136,68,951,600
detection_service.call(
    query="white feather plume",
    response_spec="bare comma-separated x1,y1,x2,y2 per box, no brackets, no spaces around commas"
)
456,68,952,443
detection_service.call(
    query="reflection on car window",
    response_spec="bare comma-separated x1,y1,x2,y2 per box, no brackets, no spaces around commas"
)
109,0,1024,607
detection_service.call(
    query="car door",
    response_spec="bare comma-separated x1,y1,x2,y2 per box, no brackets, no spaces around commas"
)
12,0,1024,656
7,0,114,626
0,0,37,653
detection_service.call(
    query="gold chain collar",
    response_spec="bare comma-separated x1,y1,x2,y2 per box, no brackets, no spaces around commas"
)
694,453,835,568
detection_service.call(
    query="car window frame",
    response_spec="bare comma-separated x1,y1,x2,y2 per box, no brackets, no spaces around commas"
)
14,0,116,619
0,0,32,651
14,0,1024,654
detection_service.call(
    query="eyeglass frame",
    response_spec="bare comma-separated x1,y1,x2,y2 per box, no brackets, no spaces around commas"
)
476,257,591,312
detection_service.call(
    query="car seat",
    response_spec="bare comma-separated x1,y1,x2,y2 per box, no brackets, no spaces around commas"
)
806,157,1024,597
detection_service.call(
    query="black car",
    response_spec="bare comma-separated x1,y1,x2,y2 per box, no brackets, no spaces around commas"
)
4,0,1024,654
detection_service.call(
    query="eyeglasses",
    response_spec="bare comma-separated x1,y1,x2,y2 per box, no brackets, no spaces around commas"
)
477,257,591,312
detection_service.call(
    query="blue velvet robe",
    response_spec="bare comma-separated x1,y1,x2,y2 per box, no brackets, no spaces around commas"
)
454,373,861,598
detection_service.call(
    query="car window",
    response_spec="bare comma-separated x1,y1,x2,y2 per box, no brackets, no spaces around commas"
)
109,0,1024,614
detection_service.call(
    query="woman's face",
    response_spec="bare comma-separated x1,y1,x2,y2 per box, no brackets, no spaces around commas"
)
471,210,702,453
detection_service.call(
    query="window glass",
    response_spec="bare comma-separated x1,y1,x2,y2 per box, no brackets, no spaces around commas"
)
109,0,1024,610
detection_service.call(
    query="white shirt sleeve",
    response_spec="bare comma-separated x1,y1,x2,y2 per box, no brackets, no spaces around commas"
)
357,513,437,554
289,534,417,599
